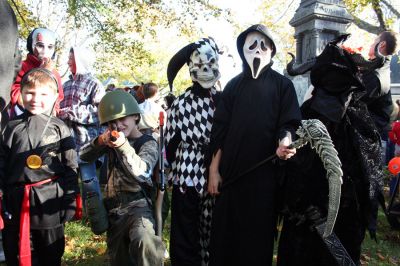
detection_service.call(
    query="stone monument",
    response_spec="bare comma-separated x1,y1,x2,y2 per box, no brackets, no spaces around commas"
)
288,0,353,104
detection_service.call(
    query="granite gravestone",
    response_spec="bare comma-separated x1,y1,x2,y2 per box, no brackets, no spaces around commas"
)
288,0,353,104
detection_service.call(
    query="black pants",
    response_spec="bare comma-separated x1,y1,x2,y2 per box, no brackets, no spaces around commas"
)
170,186,201,266
2,224,65,266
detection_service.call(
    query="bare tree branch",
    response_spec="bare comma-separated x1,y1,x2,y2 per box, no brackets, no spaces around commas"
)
371,0,387,31
273,0,295,24
9,0,26,24
351,14,381,34
381,0,400,17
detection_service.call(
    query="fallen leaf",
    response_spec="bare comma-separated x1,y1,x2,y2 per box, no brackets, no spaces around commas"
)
389,257,398,265
361,254,371,261
377,253,385,261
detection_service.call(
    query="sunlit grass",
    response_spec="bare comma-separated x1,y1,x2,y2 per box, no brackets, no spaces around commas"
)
0,189,397,265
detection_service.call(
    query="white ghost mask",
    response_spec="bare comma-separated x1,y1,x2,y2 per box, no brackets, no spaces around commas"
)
243,32,273,79
188,40,221,89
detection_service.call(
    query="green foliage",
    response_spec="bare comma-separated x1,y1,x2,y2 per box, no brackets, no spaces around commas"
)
343,0,399,33
257,1,296,69
7,0,230,88
344,0,373,13
7,0,40,38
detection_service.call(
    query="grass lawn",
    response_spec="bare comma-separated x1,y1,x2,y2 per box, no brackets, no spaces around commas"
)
0,188,398,265
61,210,399,266
61,191,400,266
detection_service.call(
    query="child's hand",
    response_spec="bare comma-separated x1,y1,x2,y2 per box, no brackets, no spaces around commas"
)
208,170,222,196
99,129,126,148
276,136,296,160
39,57,54,70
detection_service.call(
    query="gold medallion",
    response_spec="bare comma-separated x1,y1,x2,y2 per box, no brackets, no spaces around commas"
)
26,155,42,169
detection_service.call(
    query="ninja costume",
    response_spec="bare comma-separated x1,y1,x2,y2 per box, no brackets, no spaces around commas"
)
0,112,78,266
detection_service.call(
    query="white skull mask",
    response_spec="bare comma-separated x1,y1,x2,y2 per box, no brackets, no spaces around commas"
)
188,40,221,89
243,32,273,79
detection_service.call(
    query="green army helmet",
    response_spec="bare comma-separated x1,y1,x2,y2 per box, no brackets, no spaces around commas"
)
98,89,141,125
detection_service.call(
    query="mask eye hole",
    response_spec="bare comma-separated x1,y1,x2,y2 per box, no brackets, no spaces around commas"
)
261,41,268,51
249,40,257,50
210,58,215,64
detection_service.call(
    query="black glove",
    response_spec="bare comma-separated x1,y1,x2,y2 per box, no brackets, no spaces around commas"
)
305,205,326,230
62,194,76,223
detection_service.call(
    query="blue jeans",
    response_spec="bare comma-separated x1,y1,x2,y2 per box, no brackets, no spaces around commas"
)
79,162,102,201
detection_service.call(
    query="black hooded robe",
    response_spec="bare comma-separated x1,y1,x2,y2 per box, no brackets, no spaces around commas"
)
277,38,383,266
208,25,301,266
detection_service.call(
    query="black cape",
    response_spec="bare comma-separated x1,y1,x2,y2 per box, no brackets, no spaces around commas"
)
278,39,383,266
209,24,301,266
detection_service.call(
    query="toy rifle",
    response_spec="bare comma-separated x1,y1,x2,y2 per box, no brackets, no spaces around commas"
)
155,111,165,265
109,124,119,142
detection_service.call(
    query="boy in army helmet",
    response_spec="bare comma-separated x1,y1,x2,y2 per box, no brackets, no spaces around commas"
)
80,90,165,265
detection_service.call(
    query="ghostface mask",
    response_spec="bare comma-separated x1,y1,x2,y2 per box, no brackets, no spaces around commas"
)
243,32,273,79
31,28,56,60
188,39,221,89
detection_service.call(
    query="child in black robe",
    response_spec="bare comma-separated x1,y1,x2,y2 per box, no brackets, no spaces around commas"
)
0,68,79,266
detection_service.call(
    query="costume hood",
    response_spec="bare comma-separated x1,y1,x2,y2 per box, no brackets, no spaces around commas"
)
237,24,276,78
71,46,94,75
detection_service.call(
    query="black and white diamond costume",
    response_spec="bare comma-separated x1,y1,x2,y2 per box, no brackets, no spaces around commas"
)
165,38,220,266
166,86,217,193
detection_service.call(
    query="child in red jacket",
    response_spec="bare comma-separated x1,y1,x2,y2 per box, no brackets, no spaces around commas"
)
9,28,63,118
389,121,400,155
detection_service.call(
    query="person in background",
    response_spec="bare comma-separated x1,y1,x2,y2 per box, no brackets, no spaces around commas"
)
138,82,166,139
9,28,64,119
59,46,106,203
361,31,398,159
106,83,116,92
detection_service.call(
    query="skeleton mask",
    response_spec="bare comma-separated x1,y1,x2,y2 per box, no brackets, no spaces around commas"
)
31,28,56,60
188,39,221,89
243,32,273,79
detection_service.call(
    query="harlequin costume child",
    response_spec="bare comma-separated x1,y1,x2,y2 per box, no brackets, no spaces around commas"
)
165,38,221,266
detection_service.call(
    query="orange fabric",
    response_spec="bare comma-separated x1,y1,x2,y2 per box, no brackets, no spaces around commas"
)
388,157,400,175
74,193,82,220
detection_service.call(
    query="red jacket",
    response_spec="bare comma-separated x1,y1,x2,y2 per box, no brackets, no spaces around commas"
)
389,121,400,145
10,54,64,117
